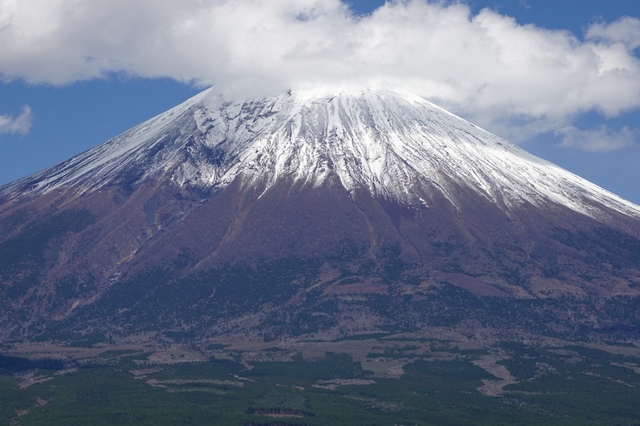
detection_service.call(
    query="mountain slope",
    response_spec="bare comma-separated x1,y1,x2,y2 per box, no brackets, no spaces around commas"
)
1,87,640,346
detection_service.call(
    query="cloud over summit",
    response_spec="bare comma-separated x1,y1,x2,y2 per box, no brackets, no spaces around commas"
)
1,0,639,147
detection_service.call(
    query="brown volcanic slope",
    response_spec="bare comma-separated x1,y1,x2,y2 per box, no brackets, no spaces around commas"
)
1,88,640,347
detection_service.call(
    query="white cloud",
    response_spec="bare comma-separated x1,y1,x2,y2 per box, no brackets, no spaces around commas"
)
557,125,636,152
587,16,640,50
0,105,32,135
1,0,639,147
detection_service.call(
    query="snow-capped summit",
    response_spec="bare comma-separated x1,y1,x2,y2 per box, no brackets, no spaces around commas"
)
3,87,639,223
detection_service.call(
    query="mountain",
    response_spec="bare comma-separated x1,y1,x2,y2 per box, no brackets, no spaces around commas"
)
1,87,640,348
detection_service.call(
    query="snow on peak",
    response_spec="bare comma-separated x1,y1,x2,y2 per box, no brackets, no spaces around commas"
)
2,87,640,221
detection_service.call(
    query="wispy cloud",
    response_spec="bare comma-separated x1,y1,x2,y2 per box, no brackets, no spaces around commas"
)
587,16,640,50
0,0,639,148
557,125,636,152
0,106,32,135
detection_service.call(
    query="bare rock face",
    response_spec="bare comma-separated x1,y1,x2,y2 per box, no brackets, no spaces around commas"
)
1,87,640,346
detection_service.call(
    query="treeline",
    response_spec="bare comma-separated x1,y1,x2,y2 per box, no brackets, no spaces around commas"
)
0,353,66,373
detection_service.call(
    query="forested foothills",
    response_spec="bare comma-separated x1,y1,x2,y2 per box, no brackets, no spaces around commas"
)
3,342,640,425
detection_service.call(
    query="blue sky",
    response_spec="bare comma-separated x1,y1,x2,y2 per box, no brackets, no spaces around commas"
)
1,0,640,203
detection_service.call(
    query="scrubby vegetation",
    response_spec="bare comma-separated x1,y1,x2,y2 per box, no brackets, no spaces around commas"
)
4,343,640,425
